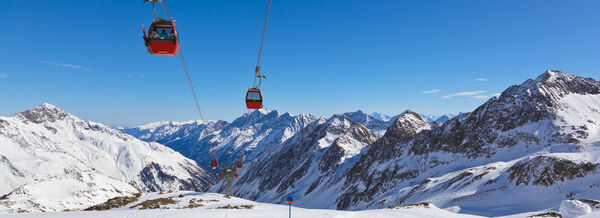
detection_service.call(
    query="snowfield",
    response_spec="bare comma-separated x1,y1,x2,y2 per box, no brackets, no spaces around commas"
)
0,192,596,218
0,192,485,218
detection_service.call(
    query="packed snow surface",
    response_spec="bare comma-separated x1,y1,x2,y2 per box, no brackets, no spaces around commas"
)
559,200,592,218
0,192,484,218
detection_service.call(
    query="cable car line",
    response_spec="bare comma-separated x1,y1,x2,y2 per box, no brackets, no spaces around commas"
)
178,48,205,120
253,0,271,89
142,0,204,120
245,0,271,110
161,0,173,21
163,0,205,120
151,1,167,21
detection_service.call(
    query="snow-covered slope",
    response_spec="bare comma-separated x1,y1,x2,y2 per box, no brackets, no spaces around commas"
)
0,104,213,213
0,191,486,218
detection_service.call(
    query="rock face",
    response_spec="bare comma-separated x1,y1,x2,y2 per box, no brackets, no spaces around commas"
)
0,104,214,213
229,114,378,207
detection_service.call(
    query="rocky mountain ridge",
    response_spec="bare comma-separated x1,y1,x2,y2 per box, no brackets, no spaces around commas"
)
206,70,600,216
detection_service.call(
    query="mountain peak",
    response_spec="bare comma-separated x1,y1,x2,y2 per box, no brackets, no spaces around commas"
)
343,110,368,117
257,108,270,115
542,69,566,77
534,70,572,84
386,110,430,138
502,70,600,103
370,112,391,122
40,103,58,110
323,114,360,132
14,103,71,124
329,114,351,123
398,110,422,121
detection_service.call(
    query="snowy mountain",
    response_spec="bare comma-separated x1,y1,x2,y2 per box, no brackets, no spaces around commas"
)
217,70,600,216
344,110,389,135
0,104,213,213
120,120,227,145
332,70,600,215
123,109,317,171
370,112,392,122
371,112,456,125
229,114,378,206
418,113,456,124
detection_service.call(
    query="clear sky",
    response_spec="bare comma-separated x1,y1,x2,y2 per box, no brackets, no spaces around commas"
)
2,0,600,127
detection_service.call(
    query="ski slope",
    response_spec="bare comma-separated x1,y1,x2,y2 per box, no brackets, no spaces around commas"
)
0,192,483,218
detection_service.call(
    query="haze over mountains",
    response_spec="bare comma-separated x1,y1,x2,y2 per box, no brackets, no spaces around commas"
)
1,70,599,217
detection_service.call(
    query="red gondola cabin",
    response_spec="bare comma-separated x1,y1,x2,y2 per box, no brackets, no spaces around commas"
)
236,160,243,169
146,20,179,56
210,158,219,169
245,88,263,109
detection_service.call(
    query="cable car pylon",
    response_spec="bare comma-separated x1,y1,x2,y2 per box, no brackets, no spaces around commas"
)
208,150,244,197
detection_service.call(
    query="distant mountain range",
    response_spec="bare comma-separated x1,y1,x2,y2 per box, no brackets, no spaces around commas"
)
370,112,456,125
120,110,458,171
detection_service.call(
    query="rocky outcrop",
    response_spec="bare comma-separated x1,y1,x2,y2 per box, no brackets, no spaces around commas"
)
508,156,599,186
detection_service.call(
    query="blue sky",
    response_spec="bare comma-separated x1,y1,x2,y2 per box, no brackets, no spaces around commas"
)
2,0,600,127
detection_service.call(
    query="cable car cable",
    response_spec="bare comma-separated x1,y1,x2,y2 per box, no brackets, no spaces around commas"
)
151,1,166,21
252,0,271,89
159,0,205,120
178,49,205,120
162,0,173,20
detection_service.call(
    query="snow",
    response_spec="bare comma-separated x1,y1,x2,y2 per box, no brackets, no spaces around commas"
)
555,94,600,142
0,192,484,218
560,200,592,218
123,109,318,169
0,104,211,213
580,211,600,218
370,112,391,122
316,133,340,149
